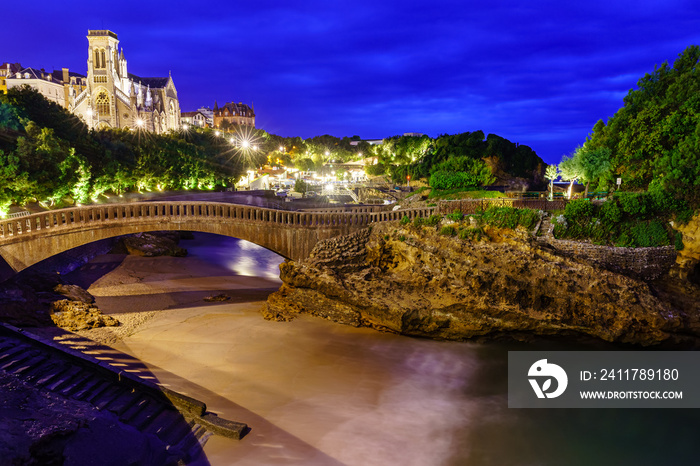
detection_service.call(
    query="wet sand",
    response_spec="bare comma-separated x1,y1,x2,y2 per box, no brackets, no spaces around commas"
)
60,235,700,466
70,247,483,466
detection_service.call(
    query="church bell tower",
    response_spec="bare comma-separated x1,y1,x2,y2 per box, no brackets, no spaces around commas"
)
86,30,120,129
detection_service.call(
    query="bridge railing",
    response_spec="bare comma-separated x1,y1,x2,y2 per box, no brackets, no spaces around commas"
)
0,202,439,241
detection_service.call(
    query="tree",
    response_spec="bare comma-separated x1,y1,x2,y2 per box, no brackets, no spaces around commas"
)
572,145,612,197
294,178,309,195
585,45,700,207
559,155,582,199
545,164,559,200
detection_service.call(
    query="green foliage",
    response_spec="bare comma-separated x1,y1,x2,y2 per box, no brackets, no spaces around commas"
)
446,209,463,222
427,189,506,200
294,178,309,194
458,227,485,241
369,130,543,186
365,163,386,176
400,215,410,225
0,100,22,131
599,199,622,224
675,231,685,250
564,199,595,223
555,195,678,247
630,220,671,247
585,45,700,208
481,206,539,230
429,170,487,190
411,214,441,228
0,88,241,207
425,214,442,226
440,225,457,236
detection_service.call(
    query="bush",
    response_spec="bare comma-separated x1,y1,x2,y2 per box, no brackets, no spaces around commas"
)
429,170,479,190
630,220,670,247
599,200,622,224
413,217,424,228
675,231,684,251
440,225,457,236
365,163,386,176
482,206,539,230
447,209,464,222
294,178,308,194
564,199,595,224
459,227,484,241
400,215,410,225
616,192,651,218
425,214,442,226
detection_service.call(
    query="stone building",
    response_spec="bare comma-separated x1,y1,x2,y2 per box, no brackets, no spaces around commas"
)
2,62,88,110
181,110,209,128
5,67,66,106
0,62,22,94
213,101,255,129
72,30,180,133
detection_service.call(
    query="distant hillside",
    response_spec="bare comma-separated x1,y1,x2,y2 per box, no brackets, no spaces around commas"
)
369,131,546,190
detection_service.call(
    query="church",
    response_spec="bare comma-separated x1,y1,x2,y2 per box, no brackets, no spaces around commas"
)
72,30,180,133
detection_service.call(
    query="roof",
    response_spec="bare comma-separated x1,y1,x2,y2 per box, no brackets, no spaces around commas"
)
9,67,62,83
88,30,118,40
181,111,206,118
50,70,86,82
128,74,170,89
216,101,255,116
0,63,22,74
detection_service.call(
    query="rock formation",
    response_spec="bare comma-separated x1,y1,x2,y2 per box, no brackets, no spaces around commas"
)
264,221,700,346
0,273,118,330
115,231,188,257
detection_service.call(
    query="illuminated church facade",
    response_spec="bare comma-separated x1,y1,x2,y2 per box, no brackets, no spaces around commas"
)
72,30,180,133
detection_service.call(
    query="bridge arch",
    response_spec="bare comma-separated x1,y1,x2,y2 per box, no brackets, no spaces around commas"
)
0,202,436,275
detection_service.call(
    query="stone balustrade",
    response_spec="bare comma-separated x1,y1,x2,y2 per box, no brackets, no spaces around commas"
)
0,202,437,273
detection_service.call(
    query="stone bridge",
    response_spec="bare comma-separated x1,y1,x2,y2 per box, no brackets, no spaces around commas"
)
0,202,436,274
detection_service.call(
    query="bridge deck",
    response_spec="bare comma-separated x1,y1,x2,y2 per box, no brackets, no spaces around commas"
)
0,202,436,273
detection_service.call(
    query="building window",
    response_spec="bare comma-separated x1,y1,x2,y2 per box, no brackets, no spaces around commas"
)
94,49,106,69
95,90,110,116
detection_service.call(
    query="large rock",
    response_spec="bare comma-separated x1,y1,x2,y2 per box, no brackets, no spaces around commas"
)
118,232,187,257
674,213,700,285
50,300,119,331
264,223,700,346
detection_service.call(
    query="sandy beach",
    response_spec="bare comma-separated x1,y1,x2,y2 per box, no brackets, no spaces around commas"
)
58,236,484,466
32,233,700,466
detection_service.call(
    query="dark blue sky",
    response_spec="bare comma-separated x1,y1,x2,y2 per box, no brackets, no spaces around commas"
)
4,0,700,164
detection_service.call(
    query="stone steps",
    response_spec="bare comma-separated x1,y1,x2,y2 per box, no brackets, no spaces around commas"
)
0,326,247,462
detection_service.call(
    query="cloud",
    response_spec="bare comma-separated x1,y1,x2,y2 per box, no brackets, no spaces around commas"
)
5,0,700,164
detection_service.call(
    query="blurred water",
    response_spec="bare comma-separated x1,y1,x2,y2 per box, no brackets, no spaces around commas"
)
184,233,284,281
183,233,700,466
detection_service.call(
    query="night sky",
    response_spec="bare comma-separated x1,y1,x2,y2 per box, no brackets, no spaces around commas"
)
4,1,700,164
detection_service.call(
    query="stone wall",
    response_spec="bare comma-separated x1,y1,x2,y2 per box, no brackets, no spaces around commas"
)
439,198,567,214
543,239,676,280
